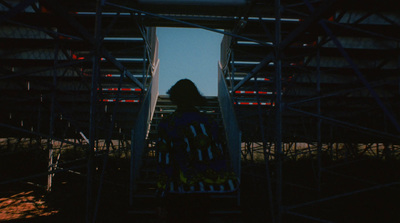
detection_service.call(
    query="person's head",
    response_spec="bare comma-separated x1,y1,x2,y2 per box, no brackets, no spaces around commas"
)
167,79,207,107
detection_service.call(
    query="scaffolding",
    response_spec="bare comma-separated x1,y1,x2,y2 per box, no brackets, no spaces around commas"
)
219,0,400,222
1,0,400,222
1,0,158,222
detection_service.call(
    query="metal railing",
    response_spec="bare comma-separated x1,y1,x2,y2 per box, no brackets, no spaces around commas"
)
218,61,241,179
130,39,159,202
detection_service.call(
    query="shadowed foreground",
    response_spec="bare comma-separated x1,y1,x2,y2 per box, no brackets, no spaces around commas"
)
1,156,400,222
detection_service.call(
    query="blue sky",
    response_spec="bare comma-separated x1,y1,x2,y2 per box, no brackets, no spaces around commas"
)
156,27,223,96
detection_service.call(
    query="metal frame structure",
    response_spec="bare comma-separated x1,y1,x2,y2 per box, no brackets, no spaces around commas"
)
1,0,158,222
1,0,400,222
219,0,400,222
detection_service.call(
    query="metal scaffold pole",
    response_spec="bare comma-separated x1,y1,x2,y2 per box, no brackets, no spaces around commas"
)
274,0,283,222
87,0,103,222
47,39,59,192
316,42,322,194
129,128,135,206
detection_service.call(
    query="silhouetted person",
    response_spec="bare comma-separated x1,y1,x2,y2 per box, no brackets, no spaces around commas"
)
155,79,238,223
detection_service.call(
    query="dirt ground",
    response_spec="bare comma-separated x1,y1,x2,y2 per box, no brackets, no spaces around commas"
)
1,155,400,222
0,190,58,221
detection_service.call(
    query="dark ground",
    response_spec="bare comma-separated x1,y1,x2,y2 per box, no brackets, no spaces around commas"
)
1,148,400,222
240,158,400,223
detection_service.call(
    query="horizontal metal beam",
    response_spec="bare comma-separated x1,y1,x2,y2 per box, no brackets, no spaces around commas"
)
230,0,336,92
280,0,336,49
232,52,274,92
0,60,88,80
0,164,86,185
285,181,400,211
0,122,83,147
286,106,400,142
319,20,400,134
287,82,385,106
42,0,144,89
105,2,271,46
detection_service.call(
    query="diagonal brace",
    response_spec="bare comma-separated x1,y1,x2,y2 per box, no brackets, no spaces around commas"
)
319,20,400,134
232,0,336,93
42,0,144,89
0,0,38,24
232,52,274,92
280,0,337,50
286,106,400,142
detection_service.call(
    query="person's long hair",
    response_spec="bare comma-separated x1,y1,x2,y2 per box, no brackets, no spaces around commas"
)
167,79,207,107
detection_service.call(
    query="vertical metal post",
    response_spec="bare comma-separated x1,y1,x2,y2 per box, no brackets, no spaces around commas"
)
37,102,42,142
129,128,135,206
255,76,275,221
376,143,380,158
274,0,283,222
231,50,235,90
47,93,54,192
87,0,103,222
316,42,322,193
86,54,97,222
47,39,59,192
142,40,148,87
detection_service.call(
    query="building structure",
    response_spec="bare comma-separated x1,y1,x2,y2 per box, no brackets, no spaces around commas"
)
1,0,399,222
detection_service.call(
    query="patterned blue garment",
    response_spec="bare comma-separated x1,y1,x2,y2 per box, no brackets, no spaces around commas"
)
156,109,238,196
